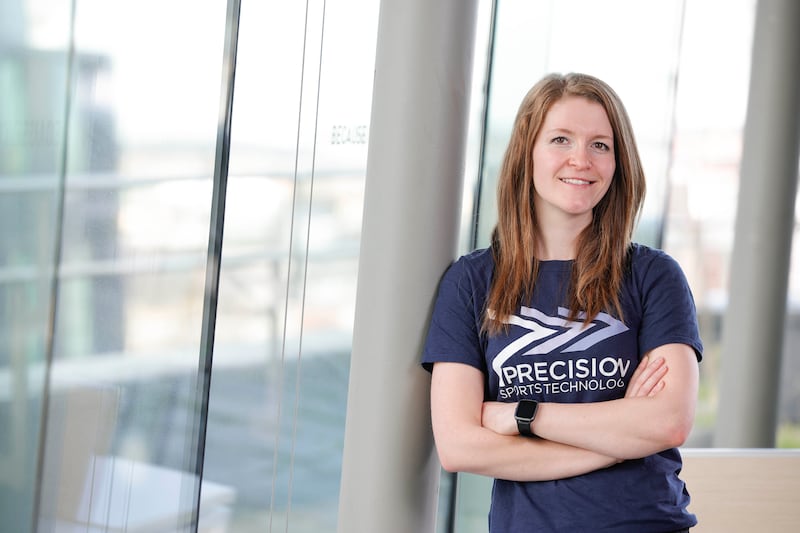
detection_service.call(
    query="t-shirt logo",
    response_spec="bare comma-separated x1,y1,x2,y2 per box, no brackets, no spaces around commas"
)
492,306,628,386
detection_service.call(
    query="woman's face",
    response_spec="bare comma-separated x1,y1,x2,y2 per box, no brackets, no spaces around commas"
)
531,95,616,226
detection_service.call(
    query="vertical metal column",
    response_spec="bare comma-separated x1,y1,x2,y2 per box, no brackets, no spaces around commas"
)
337,0,478,531
715,0,800,447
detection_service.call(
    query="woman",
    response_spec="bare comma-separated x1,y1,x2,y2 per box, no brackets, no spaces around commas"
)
422,73,702,532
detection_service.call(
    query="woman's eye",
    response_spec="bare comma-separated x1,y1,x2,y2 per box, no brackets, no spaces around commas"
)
592,141,610,151
551,136,568,144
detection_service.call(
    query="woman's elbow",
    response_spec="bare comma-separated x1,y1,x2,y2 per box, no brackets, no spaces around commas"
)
437,451,461,473
433,431,485,473
663,426,690,449
660,412,695,448
434,440,469,473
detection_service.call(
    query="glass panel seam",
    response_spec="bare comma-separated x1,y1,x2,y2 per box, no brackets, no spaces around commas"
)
284,4,328,532
269,0,321,529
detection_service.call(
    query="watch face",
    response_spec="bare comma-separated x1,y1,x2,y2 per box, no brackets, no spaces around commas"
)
517,400,538,419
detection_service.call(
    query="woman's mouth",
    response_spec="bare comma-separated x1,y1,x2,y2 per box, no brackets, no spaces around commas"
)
560,177,592,185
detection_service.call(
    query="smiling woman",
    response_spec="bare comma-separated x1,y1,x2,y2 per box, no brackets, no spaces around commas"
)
423,72,702,533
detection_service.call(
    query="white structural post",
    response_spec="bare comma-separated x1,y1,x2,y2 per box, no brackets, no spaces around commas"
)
715,0,800,447
337,0,479,531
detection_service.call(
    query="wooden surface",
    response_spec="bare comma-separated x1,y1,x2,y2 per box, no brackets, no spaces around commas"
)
681,449,800,532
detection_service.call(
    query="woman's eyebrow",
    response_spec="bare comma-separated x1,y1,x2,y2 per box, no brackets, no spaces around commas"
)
544,127,613,140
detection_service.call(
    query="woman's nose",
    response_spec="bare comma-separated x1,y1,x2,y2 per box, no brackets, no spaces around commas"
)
569,148,592,169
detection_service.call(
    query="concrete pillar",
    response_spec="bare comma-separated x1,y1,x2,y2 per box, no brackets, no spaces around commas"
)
337,0,479,531
715,0,800,447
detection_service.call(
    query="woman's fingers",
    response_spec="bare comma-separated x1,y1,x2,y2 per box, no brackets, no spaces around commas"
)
626,356,667,398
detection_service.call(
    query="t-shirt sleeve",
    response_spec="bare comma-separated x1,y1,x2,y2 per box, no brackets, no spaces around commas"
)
638,251,704,361
421,257,487,374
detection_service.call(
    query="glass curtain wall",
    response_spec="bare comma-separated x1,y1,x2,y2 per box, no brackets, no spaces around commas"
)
0,0,72,530
204,1,378,531
0,0,378,532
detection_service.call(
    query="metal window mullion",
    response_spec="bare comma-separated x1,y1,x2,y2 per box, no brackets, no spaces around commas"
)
186,0,242,530
31,0,78,529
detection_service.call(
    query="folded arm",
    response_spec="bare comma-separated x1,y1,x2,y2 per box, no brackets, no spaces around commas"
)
535,343,698,458
482,343,699,460
431,361,621,481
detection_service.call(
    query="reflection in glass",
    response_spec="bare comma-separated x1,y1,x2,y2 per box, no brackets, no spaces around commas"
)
0,3,70,531
203,2,379,531
2,0,381,531
14,0,230,531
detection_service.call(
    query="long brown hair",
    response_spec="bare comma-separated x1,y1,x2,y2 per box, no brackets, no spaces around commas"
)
483,72,646,335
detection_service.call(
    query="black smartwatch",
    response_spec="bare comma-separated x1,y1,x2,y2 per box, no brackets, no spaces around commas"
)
514,399,539,437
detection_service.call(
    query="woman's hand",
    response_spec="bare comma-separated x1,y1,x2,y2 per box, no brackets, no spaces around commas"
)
481,401,519,435
625,354,668,399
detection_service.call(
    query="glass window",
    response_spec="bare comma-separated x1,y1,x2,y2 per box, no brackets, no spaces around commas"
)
0,2,71,529
202,2,378,531
33,1,229,531
1,1,379,532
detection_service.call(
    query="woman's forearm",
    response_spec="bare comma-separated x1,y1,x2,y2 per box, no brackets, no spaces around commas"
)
532,396,689,459
432,362,620,481
480,345,699,460
532,345,698,458
435,424,620,481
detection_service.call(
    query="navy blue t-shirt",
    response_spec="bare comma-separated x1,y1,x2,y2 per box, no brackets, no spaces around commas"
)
422,243,703,533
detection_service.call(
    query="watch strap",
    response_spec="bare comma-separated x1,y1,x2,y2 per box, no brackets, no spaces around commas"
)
515,399,539,437
516,417,534,437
